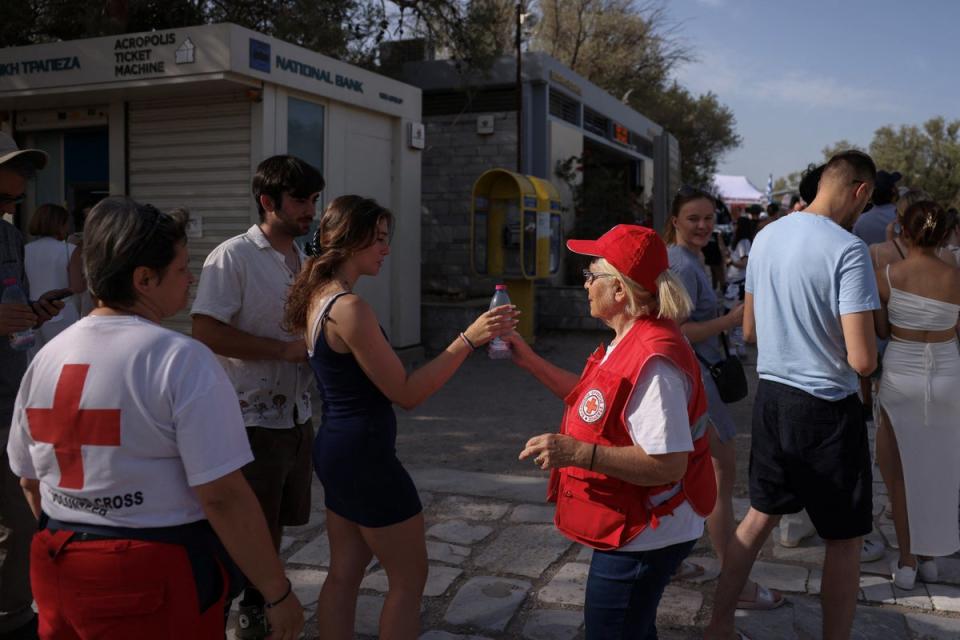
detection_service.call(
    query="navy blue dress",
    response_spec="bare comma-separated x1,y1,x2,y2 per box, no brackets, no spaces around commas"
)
308,292,422,527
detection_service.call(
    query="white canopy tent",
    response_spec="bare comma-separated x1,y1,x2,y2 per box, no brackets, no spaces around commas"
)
712,174,764,205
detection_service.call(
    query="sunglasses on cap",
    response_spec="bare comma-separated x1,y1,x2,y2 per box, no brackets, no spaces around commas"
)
0,193,25,206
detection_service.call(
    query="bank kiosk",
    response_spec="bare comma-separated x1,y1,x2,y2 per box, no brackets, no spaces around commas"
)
0,23,423,347
471,168,562,340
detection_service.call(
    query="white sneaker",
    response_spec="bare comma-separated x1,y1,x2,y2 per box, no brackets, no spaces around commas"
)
919,559,938,583
779,512,816,547
861,539,886,563
891,560,917,590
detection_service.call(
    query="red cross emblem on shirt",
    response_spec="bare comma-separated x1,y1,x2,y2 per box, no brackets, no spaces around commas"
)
585,396,599,414
26,364,122,490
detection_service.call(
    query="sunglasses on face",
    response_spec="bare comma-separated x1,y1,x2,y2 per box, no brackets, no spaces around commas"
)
582,270,615,285
0,193,25,206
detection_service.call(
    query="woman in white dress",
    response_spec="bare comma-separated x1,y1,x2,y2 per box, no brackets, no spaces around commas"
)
24,204,82,351
875,200,960,590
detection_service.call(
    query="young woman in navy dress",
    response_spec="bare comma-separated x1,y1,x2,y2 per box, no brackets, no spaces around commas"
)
284,196,517,639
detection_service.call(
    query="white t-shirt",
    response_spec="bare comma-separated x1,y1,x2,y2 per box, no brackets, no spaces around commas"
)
191,225,313,429
7,315,253,528
725,238,751,283
597,347,704,551
24,237,80,336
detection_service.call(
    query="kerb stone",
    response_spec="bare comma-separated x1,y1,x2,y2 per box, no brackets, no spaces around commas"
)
427,519,494,545
927,582,960,613
287,536,329,567
444,576,531,631
420,632,493,640
904,611,960,639
362,564,463,597
656,585,702,625
355,594,384,636
749,560,809,593
427,540,471,565
522,609,582,640
538,563,589,605
434,495,510,521
510,504,555,523
475,525,573,578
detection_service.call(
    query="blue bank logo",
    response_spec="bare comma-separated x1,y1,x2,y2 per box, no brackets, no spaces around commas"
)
249,39,271,73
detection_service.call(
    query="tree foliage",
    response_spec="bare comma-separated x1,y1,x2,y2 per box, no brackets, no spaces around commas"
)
778,120,960,205
869,118,960,205
642,83,740,187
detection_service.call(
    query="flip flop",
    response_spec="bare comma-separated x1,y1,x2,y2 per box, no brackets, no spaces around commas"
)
736,632,753,640
736,583,786,610
673,559,705,581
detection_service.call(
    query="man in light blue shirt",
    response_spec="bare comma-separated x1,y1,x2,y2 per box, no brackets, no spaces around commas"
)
706,151,879,640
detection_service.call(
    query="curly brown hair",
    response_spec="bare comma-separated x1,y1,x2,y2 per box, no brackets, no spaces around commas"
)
283,195,393,334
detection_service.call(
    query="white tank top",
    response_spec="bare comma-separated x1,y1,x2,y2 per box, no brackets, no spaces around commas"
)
886,265,960,332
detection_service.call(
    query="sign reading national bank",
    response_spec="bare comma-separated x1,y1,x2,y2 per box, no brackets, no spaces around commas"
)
274,55,363,93
0,57,81,77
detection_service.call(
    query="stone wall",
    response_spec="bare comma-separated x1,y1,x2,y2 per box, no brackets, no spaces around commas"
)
422,112,517,298
420,286,602,355
535,286,604,331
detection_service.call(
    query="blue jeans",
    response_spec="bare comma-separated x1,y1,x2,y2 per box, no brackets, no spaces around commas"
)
584,538,697,640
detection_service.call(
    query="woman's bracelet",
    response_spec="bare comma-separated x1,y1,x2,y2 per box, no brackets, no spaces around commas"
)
459,332,477,351
265,578,293,609
588,443,598,471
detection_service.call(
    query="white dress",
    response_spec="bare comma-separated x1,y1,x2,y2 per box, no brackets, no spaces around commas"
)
877,266,960,556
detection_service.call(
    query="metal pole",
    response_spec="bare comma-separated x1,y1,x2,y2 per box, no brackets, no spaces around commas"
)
515,1,523,173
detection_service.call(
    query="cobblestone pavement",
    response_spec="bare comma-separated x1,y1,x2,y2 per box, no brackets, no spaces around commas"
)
227,331,960,639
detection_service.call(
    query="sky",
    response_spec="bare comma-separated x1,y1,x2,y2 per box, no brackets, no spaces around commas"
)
667,0,960,190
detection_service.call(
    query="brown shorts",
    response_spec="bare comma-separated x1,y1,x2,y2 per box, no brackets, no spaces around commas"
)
241,420,314,533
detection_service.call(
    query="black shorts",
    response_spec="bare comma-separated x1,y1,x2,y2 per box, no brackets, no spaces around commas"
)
749,380,873,540
242,420,314,530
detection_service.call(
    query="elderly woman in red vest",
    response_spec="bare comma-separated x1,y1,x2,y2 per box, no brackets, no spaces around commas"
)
505,225,716,639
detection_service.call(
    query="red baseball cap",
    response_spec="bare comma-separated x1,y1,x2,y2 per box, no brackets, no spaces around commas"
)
567,224,668,295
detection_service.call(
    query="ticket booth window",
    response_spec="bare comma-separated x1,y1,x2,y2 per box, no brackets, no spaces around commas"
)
23,129,107,235
287,97,324,180
287,97,325,244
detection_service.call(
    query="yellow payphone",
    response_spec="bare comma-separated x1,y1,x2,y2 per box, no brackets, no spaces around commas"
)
471,168,562,340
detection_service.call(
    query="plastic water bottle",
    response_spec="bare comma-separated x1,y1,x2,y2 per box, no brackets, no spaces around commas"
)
488,284,512,360
1,278,35,351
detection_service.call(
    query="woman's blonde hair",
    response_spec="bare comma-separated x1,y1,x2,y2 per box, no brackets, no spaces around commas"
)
593,258,692,322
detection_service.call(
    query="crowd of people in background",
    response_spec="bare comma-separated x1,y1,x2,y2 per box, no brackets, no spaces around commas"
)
1,126,959,640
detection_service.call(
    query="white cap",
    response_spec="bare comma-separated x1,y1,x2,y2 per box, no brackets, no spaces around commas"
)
0,132,48,170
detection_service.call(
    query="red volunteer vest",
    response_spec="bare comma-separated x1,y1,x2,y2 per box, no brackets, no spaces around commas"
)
547,316,716,550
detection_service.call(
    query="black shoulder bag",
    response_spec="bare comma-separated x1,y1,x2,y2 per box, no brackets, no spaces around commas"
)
696,331,748,403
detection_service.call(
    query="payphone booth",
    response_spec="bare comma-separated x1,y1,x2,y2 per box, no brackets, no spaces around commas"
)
471,168,562,340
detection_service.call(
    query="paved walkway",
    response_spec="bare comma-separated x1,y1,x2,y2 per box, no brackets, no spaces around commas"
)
228,464,960,640
226,331,960,639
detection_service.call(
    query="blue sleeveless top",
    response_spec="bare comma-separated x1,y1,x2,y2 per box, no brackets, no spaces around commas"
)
307,292,421,527
307,292,393,422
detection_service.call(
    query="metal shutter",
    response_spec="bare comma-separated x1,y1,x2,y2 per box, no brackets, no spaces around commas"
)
128,93,251,334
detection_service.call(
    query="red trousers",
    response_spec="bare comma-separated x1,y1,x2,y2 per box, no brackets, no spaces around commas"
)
31,529,226,639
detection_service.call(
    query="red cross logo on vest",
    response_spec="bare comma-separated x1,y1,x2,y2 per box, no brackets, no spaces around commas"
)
578,389,606,423
26,364,122,490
